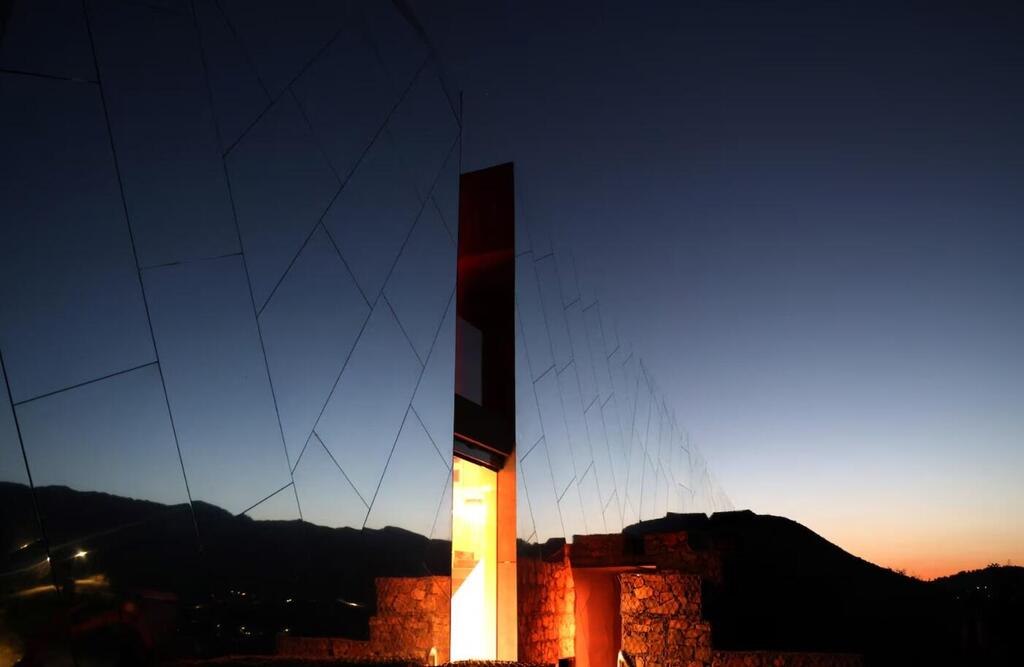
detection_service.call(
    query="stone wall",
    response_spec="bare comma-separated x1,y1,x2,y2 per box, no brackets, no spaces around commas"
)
278,575,450,664
570,532,721,583
518,548,575,664
711,652,864,667
619,571,712,667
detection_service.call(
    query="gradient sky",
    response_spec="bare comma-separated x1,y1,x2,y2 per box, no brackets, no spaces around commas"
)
418,0,1024,578
2,0,1021,581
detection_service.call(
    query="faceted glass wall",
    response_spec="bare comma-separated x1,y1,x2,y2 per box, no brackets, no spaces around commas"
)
1,0,456,662
513,207,733,551
0,1,729,663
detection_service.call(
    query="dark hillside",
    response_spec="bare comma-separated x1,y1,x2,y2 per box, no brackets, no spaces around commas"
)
625,510,1004,666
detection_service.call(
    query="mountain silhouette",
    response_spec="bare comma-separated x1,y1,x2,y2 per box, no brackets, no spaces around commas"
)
2,485,1019,665
624,510,1022,666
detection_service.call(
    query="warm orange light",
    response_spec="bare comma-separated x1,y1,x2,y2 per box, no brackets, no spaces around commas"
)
451,457,497,661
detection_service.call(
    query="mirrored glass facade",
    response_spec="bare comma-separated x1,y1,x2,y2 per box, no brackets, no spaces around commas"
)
1,2,730,663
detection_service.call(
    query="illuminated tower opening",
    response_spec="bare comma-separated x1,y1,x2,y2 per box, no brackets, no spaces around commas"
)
452,163,517,661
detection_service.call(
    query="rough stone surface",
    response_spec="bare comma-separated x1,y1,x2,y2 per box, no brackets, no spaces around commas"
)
517,547,575,664
711,652,864,667
619,571,712,667
278,576,450,664
570,532,721,583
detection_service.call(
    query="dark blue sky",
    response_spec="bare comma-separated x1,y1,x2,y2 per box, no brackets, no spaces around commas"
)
419,0,1024,576
1,0,1021,578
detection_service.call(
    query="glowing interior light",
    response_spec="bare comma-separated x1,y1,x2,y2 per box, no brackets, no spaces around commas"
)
450,457,497,661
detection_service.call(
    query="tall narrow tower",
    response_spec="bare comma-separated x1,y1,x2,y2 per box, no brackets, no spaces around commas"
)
450,163,518,661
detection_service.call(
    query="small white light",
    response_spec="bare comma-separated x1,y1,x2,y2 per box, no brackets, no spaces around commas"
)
74,550,88,559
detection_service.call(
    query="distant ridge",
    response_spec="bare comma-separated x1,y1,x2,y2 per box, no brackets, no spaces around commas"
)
624,510,1021,666
3,484,1020,665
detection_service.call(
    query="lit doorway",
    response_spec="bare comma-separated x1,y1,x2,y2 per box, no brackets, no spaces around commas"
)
451,456,497,660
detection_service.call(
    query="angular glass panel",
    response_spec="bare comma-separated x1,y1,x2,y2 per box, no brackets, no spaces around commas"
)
557,480,586,541
518,441,563,543
515,337,543,458
358,0,427,96
0,362,28,485
577,466,605,535
583,303,614,403
565,302,598,407
227,94,340,309
430,471,454,542
533,369,574,499
0,0,93,80
291,434,367,529
622,496,639,530
515,451,537,543
316,301,422,503
604,490,624,534
219,0,352,97
0,75,153,402
383,204,455,362
244,483,302,522
640,455,658,521
144,256,291,514
431,139,460,241
412,301,456,451
389,65,459,202
585,400,617,509
292,25,396,181
323,131,422,301
364,417,450,536
260,227,370,464
534,256,573,371
624,431,645,521
92,2,238,267
194,0,271,150
554,250,581,308
516,255,554,379
16,364,188,506
557,364,593,480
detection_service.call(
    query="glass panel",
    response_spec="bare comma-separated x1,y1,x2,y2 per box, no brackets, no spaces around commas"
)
557,479,586,541
323,130,422,301
0,0,94,80
364,417,450,536
577,466,606,535
316,301,422,504
534,256,573,371
533,369,574,499
565,301,598,406
292,25,395,181
92,2,239,267
412,301,456,451
259,226,370,464
193,0,270,151
218,0,353,98
144,256,292,514
226,93,340,309
518,441,563,543
389,65,459,202
515,255,554,379
0,74,153,402
383,204,456,362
